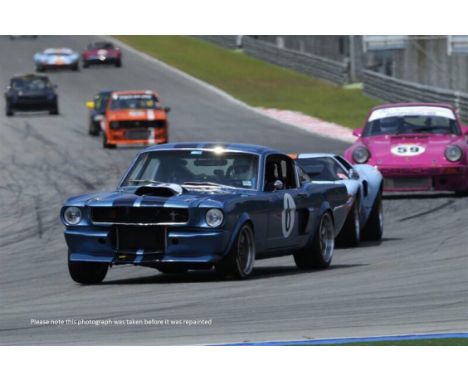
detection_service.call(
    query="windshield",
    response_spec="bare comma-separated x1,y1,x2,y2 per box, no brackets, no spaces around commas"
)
296,157,348,181
364,108,460,136
110,94,160,110
121,150,259,190
11,77,51,90
88,42,114,50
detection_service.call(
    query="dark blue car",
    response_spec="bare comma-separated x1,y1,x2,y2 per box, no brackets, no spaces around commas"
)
61,143,350,284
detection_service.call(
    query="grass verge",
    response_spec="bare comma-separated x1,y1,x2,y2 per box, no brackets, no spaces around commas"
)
116,36,379,129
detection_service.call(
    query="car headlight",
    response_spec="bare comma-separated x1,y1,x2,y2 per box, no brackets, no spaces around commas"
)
63,207,82,225
110,121,119,130
205,208,224,228
445,145,463,162
352,146,370,164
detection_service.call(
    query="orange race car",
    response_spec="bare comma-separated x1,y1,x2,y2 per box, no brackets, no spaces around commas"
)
99,90,170,149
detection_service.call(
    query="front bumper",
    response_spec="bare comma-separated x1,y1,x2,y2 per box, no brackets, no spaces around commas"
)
65,226,230,266
9,98,56,110
106,127,168,146
378,165,468,192
84,56,119,65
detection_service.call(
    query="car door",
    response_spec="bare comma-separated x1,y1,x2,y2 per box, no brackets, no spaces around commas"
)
264,154,304,250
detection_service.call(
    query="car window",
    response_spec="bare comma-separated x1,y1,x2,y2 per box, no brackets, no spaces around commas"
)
297,157,348,181
264,155,297,191
122,150,259,190
364,115,460,136
110,93,160,110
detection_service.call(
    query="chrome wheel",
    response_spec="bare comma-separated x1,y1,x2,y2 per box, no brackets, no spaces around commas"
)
319,213,335,263
236,225,255,276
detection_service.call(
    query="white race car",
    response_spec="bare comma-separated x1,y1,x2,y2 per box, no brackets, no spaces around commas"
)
33,48,80,72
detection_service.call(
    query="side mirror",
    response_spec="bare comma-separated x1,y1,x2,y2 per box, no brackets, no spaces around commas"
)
86,101,95,109
273,179,284,191
164,106,171,113
352,128,363,137
349,169,360,180
461,126,468,135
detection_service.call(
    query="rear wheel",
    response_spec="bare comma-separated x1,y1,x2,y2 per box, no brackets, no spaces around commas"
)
115,59,122,67
72,63,79,71
215,224,255,279
36,65,44,72
361,193,383,241
68,253,108,284
294,212,335,269
336,200,360,247
83,61,89,68
6,104,13,116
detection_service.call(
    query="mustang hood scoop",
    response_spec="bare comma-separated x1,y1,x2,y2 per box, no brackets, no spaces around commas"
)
134,184,184,197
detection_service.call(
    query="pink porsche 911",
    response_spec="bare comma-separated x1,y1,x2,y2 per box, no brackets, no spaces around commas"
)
344,103,468,193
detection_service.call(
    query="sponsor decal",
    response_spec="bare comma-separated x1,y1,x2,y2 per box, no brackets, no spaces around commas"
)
391,144,426,156
281,193,296,238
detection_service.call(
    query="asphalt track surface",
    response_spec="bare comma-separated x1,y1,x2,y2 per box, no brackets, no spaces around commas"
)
1,36,467,345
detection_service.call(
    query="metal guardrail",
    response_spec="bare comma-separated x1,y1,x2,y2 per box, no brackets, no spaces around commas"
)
198,35,350,85
363,70,468,122
198,36,239,50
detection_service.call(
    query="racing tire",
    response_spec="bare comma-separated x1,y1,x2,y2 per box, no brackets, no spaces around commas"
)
102,134,116,149
215,224,255,280
83,61,89,69
72,63,79,72
294,211,334,269
335,200,360,247
49,104,59,115
155,264,188,274
68,254,108,285
115,59,122,68
36,65,44,73
6,106,13,117
361,193,383,241
88,121,100,136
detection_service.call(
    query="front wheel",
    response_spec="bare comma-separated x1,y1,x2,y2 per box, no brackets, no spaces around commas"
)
49,103,59,115
336,200,360,247
68,254,108,284
215,224,255,279
361,193,383,241
102,134,116,149
294,211,335,269
6,105,13,116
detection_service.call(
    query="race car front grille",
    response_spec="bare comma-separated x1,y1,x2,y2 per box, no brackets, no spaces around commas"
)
124,129,151,140
90,207,189,225
114,120,166,129
384,177,432,189
115,226,165,253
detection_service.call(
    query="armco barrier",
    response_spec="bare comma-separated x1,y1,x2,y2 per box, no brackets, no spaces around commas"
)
363,70,468,121
198,36,239,50
199,35,350,85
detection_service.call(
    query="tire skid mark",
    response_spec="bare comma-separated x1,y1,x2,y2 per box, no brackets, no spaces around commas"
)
397,200,455,222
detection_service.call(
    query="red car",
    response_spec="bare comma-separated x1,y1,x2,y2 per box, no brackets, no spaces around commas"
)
82,41,122,68
344,103,468,193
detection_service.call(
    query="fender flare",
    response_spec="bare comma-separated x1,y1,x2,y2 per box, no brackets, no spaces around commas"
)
223,212,253,256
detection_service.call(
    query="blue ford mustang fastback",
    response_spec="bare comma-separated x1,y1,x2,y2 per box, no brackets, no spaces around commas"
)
61,142,350,284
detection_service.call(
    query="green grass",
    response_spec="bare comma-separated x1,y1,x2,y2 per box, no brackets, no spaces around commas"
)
329,338,468,346
117,36,379,129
